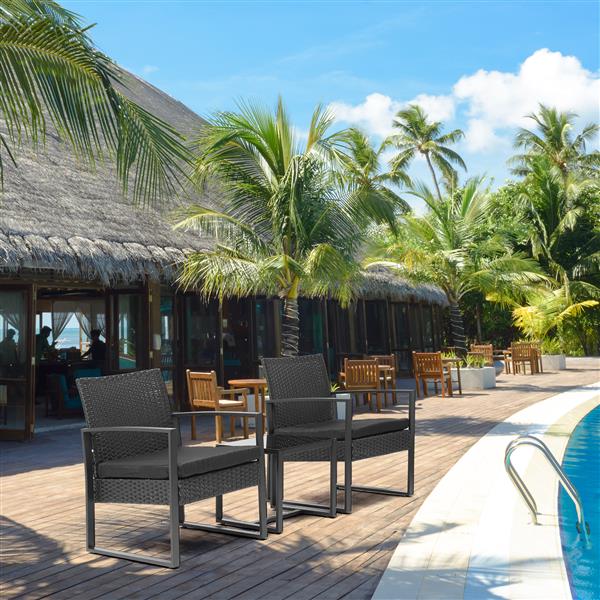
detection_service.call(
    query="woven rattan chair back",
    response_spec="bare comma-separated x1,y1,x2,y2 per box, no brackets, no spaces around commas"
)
470,344,494,366
262,354,334,429
412,352,444,377
344,359,379,389
186,370,220,410
77,369,174,465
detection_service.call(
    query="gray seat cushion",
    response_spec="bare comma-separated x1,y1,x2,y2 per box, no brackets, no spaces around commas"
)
97,445,260,480
275,418,409,440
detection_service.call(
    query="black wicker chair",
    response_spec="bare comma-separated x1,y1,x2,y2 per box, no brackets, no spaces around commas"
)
77,369,267,569
262,354,415,513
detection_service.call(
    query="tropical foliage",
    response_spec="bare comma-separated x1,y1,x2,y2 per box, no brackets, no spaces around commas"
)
176,99,405,355
364,178,547,352
386,104,466,201
0,0,190,202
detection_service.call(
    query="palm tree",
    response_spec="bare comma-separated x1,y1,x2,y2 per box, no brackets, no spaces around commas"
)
512,155,600,348
511,104,600,180
386,105,466,201
176,99,401,356
365,178,547,352
0,0,189,203
337,128,411,217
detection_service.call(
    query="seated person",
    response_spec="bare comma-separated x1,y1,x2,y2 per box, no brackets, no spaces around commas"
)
35,325,54,362
81,329,106,362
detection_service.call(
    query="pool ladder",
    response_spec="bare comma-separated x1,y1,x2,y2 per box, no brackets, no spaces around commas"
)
505,434,590,546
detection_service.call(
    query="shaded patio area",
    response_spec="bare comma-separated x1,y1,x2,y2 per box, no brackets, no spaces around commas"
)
1,357,599,600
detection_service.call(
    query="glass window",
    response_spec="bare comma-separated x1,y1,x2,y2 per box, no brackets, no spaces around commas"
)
365,300,389,354
118,294,142,370
222,298,252,380
0,290,29,433
184,296,219,371
160,294,175,394
299,299,324,355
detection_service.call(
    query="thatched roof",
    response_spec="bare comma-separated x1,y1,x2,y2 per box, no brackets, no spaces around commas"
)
359,269,448,306
0,69,216,284
0,70,447,306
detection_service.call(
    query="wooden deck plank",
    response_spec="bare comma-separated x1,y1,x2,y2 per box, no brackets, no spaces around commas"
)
1,358,598,599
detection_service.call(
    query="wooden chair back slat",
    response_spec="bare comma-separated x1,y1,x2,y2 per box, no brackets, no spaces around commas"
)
412,352,443,376
344,358,379,388
470,344,494,366
366,354,396,369
186,370,219,409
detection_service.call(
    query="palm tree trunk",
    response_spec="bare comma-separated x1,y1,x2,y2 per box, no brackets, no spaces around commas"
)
425,152,443,201
449,302,467,354
281,296,300,357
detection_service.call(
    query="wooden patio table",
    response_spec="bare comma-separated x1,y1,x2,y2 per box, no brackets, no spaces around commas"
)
228,378,267,429
441,356,462,395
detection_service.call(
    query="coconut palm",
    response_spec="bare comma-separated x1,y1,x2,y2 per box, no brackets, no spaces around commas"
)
337,128,411,217
512,154,600,348
176,99,402,356
365,178,548,352
511,104,600,180
386,105,466,201
0,0,189,202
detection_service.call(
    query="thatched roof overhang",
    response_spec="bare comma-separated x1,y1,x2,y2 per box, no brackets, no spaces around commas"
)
0,70,448,306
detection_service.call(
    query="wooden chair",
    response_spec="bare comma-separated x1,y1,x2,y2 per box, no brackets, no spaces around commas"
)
412,352,453,398
341,358,382,411
185,370,249,442
510,343,539,375
469,344,494,366
365,354,397,405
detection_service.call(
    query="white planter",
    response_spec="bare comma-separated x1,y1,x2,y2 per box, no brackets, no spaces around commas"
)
457,366,496,390
240,393,266,429
541,354,566,371
335,392,352,419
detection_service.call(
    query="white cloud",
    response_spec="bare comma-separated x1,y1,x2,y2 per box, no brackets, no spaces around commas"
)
142,65,159,75
463,119,507,153
330,93,401,138
330,48,599,154
330,92,454,138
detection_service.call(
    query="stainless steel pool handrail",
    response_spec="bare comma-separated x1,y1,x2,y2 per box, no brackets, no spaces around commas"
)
504,434,590,545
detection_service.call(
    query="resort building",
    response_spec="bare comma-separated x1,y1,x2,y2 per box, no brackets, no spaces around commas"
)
0,72,446,441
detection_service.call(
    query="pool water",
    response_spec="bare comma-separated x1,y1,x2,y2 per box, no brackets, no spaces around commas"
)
559,403,600,600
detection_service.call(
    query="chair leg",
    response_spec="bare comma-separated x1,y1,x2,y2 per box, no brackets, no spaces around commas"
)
191,415,197,440
230,416,235,437
216,416,223,444
422,378,428,397
243,416,249,439
435,380,439,395
414,376,421,399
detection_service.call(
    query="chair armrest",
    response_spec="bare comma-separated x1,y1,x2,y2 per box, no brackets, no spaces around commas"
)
81,426,179,484
220,388,249,397
172,411,264,447
81,426,176,434
173,410,261,418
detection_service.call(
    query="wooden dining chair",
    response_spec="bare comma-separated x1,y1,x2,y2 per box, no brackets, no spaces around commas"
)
412,351,453,398
185,370,249,442
365,354,397,405
510,343,538,375
342,358,382,411
469,344,494,366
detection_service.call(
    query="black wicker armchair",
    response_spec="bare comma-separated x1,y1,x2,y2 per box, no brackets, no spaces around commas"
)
262,354,415,514
77,369,267,569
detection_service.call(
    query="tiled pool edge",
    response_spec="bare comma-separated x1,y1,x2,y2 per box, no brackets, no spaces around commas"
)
372,380,600,600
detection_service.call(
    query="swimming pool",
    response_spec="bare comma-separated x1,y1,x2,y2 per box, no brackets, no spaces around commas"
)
559,403,600,600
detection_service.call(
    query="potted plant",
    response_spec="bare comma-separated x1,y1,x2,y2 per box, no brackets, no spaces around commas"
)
457,353,496,390
540,338,566,371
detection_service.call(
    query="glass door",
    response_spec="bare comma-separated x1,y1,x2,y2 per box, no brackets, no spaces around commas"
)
0,286,34,440
108,291,147,372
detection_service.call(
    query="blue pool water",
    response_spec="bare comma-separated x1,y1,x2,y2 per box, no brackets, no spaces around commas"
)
559,403,600,600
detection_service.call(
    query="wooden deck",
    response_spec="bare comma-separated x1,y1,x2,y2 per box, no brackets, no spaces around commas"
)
2,358,599,600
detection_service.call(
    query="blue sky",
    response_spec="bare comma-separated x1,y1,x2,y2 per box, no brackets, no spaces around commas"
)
65,0,599,193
